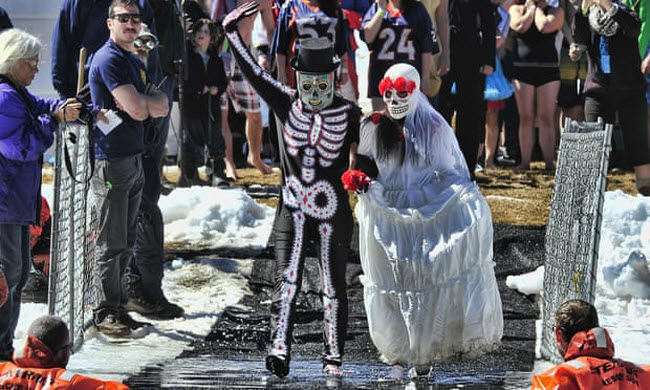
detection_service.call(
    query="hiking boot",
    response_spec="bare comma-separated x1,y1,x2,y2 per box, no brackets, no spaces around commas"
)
265,354,290,378
95,314,131,338
124,296,158,315
152,297,184,319
118,312,151,330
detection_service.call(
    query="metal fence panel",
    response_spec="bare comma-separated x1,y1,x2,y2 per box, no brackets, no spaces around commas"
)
48,123,99,351
540,119,612,363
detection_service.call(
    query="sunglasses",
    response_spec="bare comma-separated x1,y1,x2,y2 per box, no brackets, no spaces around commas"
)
111,13,142,24
134,38,156,50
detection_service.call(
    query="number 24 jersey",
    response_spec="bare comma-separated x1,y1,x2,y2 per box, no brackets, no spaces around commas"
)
361,2,439,97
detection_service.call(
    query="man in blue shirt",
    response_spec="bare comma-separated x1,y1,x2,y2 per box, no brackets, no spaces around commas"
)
51,0,156,99
88,0,168,338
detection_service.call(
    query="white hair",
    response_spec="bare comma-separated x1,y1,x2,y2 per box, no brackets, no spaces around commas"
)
0,28,42,74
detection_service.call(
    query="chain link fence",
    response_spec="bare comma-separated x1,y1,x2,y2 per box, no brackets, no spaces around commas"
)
540,118,612,363
48,123,99,351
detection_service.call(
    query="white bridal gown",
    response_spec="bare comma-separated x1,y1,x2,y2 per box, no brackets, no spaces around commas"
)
355,93,503,367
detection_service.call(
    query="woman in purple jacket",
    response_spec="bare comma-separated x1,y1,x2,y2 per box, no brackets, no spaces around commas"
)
0,29,79,361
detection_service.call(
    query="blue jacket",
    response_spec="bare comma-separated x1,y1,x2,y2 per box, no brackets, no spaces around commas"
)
0,82,61,225
51,0,158,99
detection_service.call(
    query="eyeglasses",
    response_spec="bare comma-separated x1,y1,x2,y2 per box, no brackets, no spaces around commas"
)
111,13,142,24
134,38,156,50
23,59,39,70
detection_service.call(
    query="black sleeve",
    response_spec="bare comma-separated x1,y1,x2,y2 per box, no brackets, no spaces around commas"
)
335,10,349,58
573,11,591,47
612,3,641,40
183,49,204,96
225,29,294,122
0,7,12,31
210,55,229,94
478,1,496,68
356,154,378,178
347,103,361,146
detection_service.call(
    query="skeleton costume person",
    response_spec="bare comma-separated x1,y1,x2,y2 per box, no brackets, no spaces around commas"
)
223,3,361,379
346,64,503,379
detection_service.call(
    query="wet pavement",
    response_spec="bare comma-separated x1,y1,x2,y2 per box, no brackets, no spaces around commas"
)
126,223,546,389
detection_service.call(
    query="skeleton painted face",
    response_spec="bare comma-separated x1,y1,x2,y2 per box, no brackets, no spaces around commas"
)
298,72,335,111
379,64,420,120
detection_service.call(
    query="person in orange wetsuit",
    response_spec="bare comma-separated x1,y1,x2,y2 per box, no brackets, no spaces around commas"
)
0,315,129,389
531,299,650,389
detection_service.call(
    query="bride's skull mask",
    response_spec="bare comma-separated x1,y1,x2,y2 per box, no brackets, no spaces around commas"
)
378,64,420,120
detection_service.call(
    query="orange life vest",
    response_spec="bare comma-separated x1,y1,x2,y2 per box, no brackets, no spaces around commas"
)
531,327,650,389
0,336,129,390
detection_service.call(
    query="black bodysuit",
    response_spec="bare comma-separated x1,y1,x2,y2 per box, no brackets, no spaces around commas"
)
225,29,361,366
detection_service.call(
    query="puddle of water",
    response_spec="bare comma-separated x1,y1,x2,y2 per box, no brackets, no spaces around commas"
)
127,357,534,389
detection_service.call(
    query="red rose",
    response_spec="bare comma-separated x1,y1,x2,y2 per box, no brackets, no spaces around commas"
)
370,112,382,124
341,170,371,192
378,77,393,96
393,77,407,92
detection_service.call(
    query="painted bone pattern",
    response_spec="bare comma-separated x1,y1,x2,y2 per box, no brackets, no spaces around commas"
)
284,101,350,180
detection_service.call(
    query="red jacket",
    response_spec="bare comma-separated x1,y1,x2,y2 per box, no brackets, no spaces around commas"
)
0,336,129,389
531,327,650,389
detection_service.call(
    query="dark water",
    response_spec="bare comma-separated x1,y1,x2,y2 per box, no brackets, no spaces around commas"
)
126,356,534,389
127,224,546,389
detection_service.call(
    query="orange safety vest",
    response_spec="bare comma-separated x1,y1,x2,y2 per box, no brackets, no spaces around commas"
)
531,327,650,389
0,336,129,390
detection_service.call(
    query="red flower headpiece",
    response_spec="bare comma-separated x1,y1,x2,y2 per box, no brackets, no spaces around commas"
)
378,76,417,96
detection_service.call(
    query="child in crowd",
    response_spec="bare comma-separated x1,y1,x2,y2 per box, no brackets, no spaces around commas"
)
482,0,515,169
179,18,229,187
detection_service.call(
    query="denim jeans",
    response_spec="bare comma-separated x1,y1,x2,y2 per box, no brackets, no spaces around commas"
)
0,224,30,353
90,155,144,322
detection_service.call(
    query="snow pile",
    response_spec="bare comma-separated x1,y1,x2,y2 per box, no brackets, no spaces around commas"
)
507,191,650,364
159,186,275,249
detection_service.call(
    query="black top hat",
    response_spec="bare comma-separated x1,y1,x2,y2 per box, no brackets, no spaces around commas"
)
290,37,340,74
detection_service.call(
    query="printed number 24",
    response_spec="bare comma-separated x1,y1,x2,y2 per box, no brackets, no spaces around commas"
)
377,28,415,61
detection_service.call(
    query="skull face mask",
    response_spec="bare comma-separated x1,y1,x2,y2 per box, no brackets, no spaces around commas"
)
379,64,420,120
298,72,335,111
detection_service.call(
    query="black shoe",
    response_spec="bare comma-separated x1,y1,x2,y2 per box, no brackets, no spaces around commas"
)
124,296,159,315
21,271,48,303
495,153,516,166
118,312,151,330
152,297,184,319
211,176,230,188
95,314,131,338
266,354,290,378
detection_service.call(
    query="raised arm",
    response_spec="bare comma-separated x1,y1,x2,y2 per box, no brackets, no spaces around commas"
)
224,2,294,122
362,1,387,45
